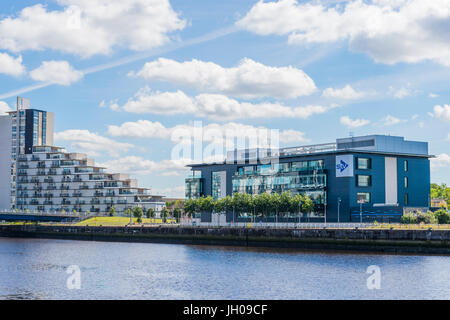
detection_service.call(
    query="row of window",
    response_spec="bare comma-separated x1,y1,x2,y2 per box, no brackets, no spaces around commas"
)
356,175,409,188
357,192,409,205
237,160,325,176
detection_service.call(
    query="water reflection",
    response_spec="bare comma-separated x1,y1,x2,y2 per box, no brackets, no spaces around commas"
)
0,238,449,300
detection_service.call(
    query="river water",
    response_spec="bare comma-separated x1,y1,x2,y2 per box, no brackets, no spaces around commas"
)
0,238,449,300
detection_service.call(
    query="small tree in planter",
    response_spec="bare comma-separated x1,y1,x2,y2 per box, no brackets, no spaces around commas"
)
146,207,155,219
161,207,169,223
133,207,143,223
109,206,116,217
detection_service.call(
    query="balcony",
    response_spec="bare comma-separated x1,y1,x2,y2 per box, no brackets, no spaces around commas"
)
47,185,57,190
62,200,71,205
44,200,53,205
44,194,53,198
117,200,127,204
105,191,116,196
30,200,39,205
73,192,82,197
61,177,71,182
73,177,83,182
33,193,42,198
37,162,46,168
76,200,86,205
60,185,70,190
104,200,114,205
79,185,89,190
44,178,54,183
60,193,70,198
62,170,72,175
37,170,46,176
90,199,100,205
18,164,29,169
47,169,57,175
94,191,104,197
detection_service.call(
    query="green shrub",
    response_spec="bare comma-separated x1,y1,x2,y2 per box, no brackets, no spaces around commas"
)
433,209,450,224
401,212,417,224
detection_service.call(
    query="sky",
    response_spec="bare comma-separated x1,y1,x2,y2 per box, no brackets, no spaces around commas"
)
0,0,449,197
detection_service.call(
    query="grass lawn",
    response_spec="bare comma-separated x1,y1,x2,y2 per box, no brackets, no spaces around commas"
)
73,216,176,226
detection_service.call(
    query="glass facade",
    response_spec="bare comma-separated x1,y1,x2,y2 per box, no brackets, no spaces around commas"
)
185,177,203,199
212,171,226,200
232,160,327,208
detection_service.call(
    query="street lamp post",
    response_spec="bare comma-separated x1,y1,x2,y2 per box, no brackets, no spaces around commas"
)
337,197,341,223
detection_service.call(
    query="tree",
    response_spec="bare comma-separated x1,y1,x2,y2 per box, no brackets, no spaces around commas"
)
125,208,132,223
108,206,116,217
434,209,450,224
133,207,143,223
279,192,292,219
146,207,155,219
301,196,315,218
199,196,215,213
161,207,169,223
173,207,181,222
184,199,196,218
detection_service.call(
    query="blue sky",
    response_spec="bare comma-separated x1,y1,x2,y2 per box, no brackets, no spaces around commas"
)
0,0,449,197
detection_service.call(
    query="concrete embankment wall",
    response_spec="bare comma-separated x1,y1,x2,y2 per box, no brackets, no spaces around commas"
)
1,224,449,254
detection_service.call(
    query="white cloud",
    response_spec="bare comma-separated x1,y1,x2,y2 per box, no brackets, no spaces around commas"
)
132,57,317,99
107,120,308,145
113,88,336,121
54,129,133,157
30,61,83,85
322,85,365,100
0,1,186,58
237,0,450,66
151,185,185,198
389,86,412,99
0,101,12,114
97,156,191,176
432,105,450,123
0,52,25,76
381,114,406,126
431,153,450,170
429,93,439,98
340,116,370,128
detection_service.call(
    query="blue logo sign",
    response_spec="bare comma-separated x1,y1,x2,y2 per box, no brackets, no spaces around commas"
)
336,160,349,173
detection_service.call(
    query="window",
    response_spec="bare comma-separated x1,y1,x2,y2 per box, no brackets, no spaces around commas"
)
357,175,371,187
357,192,371,203
309,160,324,170
404,176,408,188
291,161,308,171
405,193,409,205
357,157,371,169
404,160,408,172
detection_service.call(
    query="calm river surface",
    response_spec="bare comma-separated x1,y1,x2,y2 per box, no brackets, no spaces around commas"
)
0,237,449,300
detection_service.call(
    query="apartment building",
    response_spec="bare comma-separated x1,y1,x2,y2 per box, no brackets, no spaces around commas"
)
1,97,165,215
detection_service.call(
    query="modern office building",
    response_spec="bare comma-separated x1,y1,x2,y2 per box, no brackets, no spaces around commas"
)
186,135,432,222
0,97,164,215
